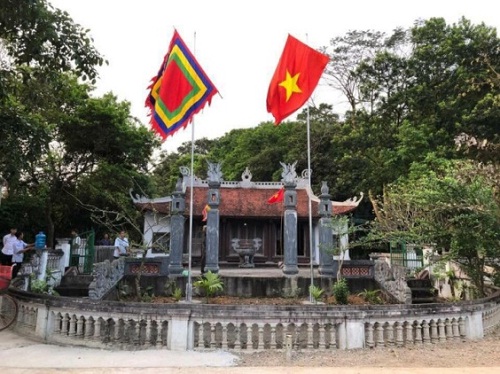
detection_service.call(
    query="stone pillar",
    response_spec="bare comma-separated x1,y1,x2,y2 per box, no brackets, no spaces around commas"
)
56,238,71,268
168,184,186,276
283,183,298,275
167,311,192,350
318,181,334,276
37,250,48,281
465,311,484,340
338,319,365,349
205,162,222,273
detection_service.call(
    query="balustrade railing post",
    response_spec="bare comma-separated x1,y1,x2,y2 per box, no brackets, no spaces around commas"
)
395,322,404,347
422,320,431,345
438,319,446,342
270,324,277,350
93,318,101,342
69,315,77,337
376,323,384,347
365,323,374,348
76,316,84,338
84,317,93,340
222,323,228,350
405,321,414,345
452,318,460,342
430,320,438,343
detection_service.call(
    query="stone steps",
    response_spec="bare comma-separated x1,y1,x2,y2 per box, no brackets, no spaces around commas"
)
407,278,438,304
55,274,93,297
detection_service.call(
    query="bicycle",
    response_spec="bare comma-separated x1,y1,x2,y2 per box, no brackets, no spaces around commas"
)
0,264,18,331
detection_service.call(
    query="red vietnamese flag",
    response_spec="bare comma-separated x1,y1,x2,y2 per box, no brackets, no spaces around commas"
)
266,34,329,125
267,187,285,204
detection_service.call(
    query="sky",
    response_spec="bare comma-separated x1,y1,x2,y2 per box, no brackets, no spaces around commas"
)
49,0,500,154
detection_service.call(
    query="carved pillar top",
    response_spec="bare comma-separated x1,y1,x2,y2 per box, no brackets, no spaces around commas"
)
280,161,298,187
207,161,223,187
319,181,332,217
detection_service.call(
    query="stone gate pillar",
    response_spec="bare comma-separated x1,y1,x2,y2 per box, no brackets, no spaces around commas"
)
205,162,222,274
168,179,186,276
318,181,334,276
281,162,298,275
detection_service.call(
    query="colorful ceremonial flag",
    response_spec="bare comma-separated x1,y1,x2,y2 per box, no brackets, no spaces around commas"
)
145,30,218,140
267,187,285,204
202,204,211,221
266,34,329,125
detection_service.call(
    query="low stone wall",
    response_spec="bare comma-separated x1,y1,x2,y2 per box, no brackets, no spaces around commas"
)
8,287,500,352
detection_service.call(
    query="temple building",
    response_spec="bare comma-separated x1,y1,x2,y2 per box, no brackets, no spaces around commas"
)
132,162,362,275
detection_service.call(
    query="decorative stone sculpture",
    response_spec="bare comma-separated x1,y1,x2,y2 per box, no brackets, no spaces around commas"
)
207,161,223,184
231,238,262,268
280,161,298,185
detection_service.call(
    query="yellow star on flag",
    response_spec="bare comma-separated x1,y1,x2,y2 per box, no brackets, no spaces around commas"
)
279,70,302,102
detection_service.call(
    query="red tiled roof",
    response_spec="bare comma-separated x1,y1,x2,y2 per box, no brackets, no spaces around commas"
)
186,187,356,218
136,187,358,218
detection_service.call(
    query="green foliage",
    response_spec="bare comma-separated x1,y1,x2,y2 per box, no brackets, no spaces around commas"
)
172,286,183,302
358,289,383,304
118,282,132,299
0,0,106,82
29,271,58,296
193,271,224,303
369,158,500,297
140,286,155,303
164,280,183,301
332,278,349,305
308,284,325,303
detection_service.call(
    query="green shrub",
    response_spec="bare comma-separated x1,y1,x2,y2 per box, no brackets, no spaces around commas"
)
29,271,59,296
172,286,183,301
193,271,224,303
332,278,349,305
358,289,383,304
309,284,324,303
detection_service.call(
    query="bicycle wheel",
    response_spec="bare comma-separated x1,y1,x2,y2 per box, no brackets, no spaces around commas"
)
0,293,18,331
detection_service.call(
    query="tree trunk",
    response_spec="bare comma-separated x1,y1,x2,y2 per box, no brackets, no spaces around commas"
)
44,201,55,248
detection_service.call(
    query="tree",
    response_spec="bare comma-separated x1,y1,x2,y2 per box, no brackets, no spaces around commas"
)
0,0,106,83
0,68,159,245
368,157,500,297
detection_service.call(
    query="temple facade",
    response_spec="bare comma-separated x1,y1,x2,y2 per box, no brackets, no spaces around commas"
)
132,162,362,275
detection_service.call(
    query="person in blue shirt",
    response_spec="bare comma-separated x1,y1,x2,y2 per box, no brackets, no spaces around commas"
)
99,233,112,246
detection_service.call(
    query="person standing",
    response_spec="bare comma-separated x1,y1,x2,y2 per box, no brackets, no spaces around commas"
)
113,230,129,259
1,227,17,265
12,231,34,278
69,229,82,268
71,229,81,251
99,233,112,246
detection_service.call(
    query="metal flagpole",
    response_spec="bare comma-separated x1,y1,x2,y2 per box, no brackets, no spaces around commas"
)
306,105,315,303
185,31,197,303
305,33,315,303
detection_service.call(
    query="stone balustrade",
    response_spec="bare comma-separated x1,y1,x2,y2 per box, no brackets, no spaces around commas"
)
8,287,499,351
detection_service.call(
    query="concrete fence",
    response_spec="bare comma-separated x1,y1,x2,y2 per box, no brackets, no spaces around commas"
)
8,288,500,351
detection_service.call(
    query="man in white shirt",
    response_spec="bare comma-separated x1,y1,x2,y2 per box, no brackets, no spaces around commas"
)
12,231,34,278
114,230,129,259
1,227,17,265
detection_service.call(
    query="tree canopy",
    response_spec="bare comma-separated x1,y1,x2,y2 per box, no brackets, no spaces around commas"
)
1,7,498,288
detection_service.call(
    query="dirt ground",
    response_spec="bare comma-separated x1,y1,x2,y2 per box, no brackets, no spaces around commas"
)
235,327,500,367
152,294,377,305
